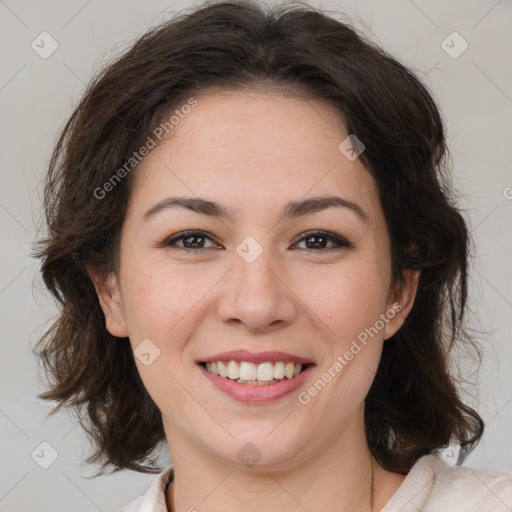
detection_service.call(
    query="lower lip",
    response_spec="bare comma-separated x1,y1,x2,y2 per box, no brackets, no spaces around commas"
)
199,364,314,404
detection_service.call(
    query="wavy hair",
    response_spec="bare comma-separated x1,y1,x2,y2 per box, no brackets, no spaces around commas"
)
34,0,483,475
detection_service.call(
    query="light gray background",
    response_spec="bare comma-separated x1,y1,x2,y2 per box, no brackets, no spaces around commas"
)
0,1,511,511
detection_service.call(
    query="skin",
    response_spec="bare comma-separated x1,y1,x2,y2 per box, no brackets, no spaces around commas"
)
91,89,420,512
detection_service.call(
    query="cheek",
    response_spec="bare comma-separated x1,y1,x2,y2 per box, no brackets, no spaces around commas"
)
119,262,205,420
296,266,389,427
299,261,390,344
297,258,390,403
119,259,194,345
120,258,227,364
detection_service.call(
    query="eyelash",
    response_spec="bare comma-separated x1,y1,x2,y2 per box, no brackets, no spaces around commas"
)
163,230,353,251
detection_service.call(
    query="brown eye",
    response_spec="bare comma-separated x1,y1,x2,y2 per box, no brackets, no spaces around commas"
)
182,235,206,248
164,230,218,250
304,235,328,249
294,231,352,250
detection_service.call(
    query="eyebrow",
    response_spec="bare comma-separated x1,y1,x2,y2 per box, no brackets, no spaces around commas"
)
143,195,368,223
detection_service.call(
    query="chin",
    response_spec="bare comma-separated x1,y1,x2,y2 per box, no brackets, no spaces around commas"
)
207,430,307,470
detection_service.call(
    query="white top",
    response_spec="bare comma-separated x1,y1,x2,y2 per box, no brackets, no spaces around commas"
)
120,454,512,512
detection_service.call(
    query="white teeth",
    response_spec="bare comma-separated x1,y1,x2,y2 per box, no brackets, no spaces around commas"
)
204,360,306,383
239,362,257,380
257,362,275,381
218,361,228,378
235,379,276,385
227,361,239,380
274,361,285,379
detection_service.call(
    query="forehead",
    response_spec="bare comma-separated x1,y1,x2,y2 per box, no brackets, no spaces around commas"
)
128,90,382,228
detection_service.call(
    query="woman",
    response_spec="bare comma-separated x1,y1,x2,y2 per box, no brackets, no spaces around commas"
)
35,1,512,511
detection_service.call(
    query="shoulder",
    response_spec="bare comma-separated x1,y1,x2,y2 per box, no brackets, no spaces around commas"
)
383,454,512,512
119,466,174,512
119,496,142,512
427,456,512,511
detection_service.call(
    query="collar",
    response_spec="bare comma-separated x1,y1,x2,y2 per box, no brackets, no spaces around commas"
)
135,466,174,512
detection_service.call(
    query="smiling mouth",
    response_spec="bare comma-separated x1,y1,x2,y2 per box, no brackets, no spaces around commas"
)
200,360,313,386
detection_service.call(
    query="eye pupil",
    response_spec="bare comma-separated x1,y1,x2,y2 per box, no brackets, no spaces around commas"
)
183,235,204,248
306,236,327,249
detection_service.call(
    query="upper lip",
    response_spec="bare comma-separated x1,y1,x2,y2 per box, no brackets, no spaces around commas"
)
198,350,315,365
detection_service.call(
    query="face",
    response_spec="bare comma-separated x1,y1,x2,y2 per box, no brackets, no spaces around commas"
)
94,89,418,471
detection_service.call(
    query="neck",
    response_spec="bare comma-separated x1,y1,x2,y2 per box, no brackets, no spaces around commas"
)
163,416,403,512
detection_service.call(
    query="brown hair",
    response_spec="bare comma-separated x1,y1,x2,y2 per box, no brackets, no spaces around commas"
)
34,0,483,475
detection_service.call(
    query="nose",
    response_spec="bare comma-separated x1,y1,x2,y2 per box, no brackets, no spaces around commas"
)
216,252,297,333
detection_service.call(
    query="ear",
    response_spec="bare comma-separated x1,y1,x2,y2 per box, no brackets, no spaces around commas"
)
383,269,420,340
86,265,129,338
